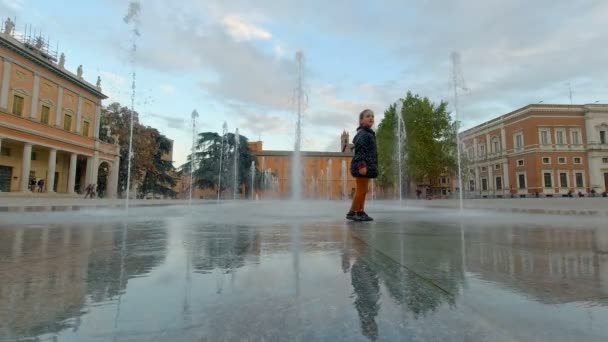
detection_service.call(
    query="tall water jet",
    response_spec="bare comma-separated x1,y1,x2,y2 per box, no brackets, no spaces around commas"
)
217,122,228,201
233,128,240,200
189,110,199,204
250,161,255,200
341,160,347,201
451,51,468,214
123,0,141,209
291,51,306,200
395,101,405,201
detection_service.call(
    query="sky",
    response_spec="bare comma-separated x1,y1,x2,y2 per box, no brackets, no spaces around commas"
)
2,0,607,166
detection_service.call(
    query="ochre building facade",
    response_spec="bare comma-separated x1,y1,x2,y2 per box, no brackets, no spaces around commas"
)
0,26,119,196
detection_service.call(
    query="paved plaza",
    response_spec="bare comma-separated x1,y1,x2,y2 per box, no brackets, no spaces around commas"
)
1,200,607,341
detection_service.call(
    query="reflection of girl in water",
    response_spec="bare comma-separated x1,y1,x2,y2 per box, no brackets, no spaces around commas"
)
351,243,380,341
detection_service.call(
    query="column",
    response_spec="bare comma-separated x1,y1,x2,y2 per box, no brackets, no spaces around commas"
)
20,143,32,192
94,104,101,139
474,167,480,193
503,161,510,192
30,74,40,119
488,162,494,192
473,138,479,161
85,156,93,186
501,127,507,155
486,134,491,157
91,153,99,187
76,96,83,133
67,153,77,194
0,60,10,109
46,149,57,193
55,86,63,127
108,155,120,198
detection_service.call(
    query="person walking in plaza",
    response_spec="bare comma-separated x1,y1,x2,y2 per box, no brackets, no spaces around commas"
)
346,109,378,222
37,179,45,192
84,184,92,199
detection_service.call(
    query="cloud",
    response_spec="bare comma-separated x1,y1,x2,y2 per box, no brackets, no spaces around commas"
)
148,112,186,130
1,0,22,11
159,84,176,95
221,15,271,41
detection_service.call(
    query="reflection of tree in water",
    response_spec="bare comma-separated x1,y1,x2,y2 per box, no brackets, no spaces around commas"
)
349,223,466,340
86,223,168,302
187,225,260,274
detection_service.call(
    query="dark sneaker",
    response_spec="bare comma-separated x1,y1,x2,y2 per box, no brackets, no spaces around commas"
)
357,211,374,222
346,210,357,220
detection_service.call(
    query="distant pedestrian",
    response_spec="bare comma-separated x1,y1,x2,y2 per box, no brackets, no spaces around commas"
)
84,184,92,199
416,189,422,200
37,179,44,192
346,109,378,222
29,178,36,192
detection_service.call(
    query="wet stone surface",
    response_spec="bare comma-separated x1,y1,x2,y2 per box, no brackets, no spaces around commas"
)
0,201,607,341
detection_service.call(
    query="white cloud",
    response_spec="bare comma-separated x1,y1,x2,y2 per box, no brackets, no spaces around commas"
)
1,0,22,11
159,84,176,94
221,15,271,42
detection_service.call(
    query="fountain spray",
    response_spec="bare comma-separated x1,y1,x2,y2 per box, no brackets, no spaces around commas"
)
189,110,198,204
123,1,141,209
292,51,306,200
217,122,227,201
451,52,468,215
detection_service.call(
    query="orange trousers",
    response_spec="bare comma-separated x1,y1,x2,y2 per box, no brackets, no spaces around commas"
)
350,177,369,212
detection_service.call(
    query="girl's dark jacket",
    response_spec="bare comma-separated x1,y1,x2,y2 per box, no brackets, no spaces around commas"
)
350,126,378,178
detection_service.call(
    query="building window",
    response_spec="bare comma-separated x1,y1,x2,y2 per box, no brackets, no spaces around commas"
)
601,131,607,144
469,179,475,191
0,147,10,156
559,172,568,188
479,144,486,157
558,157,566,164
556,130,565,145
603,157,608,164
540,129,550,145
573,157,582,164
571,130,581,145
518,174,526,189
481,178,488,191
64,114,72,131
481,166,487,172
495,177,503,190
492,137,500,153
542,157,551,164
83,121,90,137
31,152,37,161
544,172,553,188
575,172,584,188
515,133,524,151
12,95,24,116
495,164,501,170
441,177,447,184
40,105,50,124
517,159,524,167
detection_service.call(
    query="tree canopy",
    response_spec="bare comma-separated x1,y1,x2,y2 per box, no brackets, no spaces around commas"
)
100,102,176,198
376,92,458,190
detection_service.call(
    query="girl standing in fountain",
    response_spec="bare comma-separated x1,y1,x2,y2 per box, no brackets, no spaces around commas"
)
347,109,378,222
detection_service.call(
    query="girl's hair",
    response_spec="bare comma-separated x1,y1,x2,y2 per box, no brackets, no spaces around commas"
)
359,109,374,120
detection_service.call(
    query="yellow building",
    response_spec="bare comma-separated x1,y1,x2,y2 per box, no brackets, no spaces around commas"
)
0,19,119,196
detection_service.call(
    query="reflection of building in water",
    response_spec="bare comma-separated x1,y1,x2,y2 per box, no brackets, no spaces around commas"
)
0,224,168,338
0,226,101,337
466,226,608,303
187,227,261,274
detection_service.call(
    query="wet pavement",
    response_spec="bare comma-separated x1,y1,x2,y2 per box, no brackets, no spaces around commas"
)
1,201,607,341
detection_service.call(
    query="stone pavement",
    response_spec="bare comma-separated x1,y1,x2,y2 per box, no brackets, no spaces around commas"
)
0,200,607,341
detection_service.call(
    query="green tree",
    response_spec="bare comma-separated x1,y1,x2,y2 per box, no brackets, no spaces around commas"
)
377,92,457,190
138,128,177,198
183,131,257,195
100,102,176,198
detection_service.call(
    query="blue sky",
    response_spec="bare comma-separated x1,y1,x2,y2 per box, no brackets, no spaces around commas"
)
2,0,607,166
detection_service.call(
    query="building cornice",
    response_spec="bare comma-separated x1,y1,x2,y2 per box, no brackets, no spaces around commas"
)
0,34,107,100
